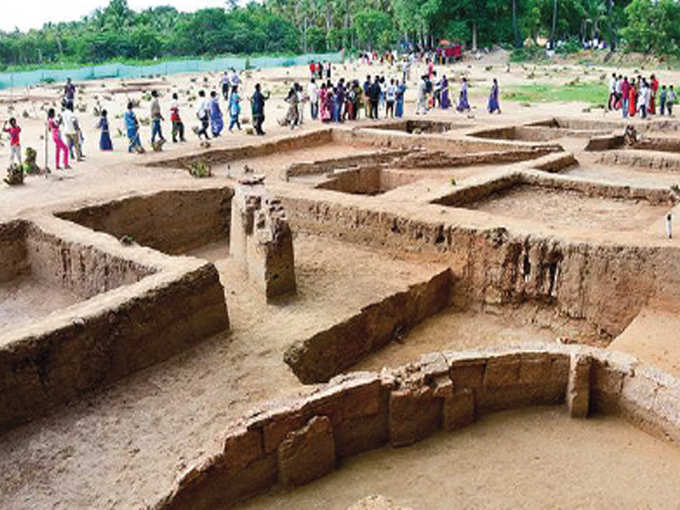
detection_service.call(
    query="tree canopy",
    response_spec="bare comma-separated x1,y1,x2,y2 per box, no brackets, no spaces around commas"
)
0,0,676,69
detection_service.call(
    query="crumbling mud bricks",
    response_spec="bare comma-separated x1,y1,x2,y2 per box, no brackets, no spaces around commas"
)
230,183,296,300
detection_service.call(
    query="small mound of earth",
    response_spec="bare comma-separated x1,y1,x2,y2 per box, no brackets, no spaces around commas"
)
347,495,412,510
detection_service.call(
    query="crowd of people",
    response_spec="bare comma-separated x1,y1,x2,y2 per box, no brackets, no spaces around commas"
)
608,73,676,119
6,59,504,168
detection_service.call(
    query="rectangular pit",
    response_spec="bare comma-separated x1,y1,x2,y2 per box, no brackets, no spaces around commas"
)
0,216,228,431
314,166,424,196
433,173,675,234
365,120,467,134
470,126,565,142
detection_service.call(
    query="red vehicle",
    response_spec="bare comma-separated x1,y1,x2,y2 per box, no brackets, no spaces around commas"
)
440,40,463,62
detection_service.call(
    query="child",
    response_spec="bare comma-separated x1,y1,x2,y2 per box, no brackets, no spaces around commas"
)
170,93,185,143
668,86,675,117
3,118,21,167
47,108,70,169
97,110,113,151
660,85,668,116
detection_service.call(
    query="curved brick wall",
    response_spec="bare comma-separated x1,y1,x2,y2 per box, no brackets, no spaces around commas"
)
151,344,680,510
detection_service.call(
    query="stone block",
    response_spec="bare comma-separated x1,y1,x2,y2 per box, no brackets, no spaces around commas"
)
442,388,475,431
449,359,486,390
567,353,592,418
484,355,521,388
222,425,264,471
389,387,442,447
278,416,336,487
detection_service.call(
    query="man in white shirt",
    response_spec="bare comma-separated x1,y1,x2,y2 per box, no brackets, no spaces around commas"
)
308,79,319,120
196,90,210,139
229,69,240,95
62,104,84,161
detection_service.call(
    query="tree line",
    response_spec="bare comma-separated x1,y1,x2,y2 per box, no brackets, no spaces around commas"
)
0,0,677,69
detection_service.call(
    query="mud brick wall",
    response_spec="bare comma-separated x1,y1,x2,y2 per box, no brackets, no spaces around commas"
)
0,260,228,432
316,167,383,195
332,128,561,155
285,149,411,179
24,222,155,299
152,345,680,510
0,220,28,283
147,129,335,169
280,193,680,337
57,188,233,255
469,126,563,142
284,269,452,383
597,150,680,172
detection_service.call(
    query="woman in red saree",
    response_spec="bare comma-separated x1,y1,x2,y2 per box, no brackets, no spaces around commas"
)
649,75,659,114
628,84,637,117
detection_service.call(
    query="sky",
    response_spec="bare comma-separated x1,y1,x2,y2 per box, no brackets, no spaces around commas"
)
0,0,230,32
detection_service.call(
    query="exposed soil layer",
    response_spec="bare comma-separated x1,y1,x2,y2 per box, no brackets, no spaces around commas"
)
0,234,443,510
235,407,680,510
352,305,603,373
463,183,670,233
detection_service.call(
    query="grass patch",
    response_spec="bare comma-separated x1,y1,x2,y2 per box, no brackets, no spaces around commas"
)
504,81,608,105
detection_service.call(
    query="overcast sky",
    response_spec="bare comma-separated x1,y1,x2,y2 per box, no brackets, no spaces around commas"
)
1,0,230,32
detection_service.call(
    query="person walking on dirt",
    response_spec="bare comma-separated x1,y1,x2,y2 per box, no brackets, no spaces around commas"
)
47,108,70,168
150,90,166,145
196,90,210,140
124,102,144,153
170,93,185,143
250,83,269,136
3,118,21,167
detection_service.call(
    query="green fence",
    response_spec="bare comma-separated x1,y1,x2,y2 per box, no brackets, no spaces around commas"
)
0,52,344,90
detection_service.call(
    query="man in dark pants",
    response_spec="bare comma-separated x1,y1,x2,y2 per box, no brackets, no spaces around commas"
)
368,77,381,120
250,83,269,136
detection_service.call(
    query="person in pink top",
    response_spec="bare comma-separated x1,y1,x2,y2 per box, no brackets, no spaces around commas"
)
3,117,21,167
47,108,70,170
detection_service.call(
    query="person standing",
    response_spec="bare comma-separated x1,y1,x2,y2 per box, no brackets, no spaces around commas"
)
229,68,240,97
440,74,451,110
334,80,346,123
416,75,428,115
457,77,471,113
150,90,165,145
3,118,21,167
308,78,319,120
209,91,224,137
319,83,331,122
170,93,185,143
621,77,630,119
385,79,396,118
628,80,637,118
64,78,76,110
228,86,242,132
97,110,113,151
250,83,268,136
324,61,331,80
638,79,650,120
395,80,406,118
608,73,617,111
368,77,381,120
487,78,501,114
352,80,363,120
124,102,144,153
196,90,210,140
668,85,676,116
660,85,668,116
62,104,84,161
47,108,70,169
220,71,231,101
649,74,659,115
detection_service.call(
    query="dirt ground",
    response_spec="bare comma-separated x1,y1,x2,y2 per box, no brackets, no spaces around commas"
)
2,51,680,509
237,406,680,510
464,183,671,233
0,276,79,334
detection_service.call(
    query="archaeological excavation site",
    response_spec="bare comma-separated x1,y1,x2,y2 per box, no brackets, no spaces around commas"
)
6,113,680,510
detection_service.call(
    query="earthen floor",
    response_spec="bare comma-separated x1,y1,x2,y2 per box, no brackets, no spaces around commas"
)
0,233,445,510
0,276,80,334
465,184,670,233
236,407,680,510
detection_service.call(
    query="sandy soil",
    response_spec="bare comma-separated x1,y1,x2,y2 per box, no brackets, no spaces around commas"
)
2,53,680,509
0,233,446,510
0,275,80,334
465,183,670,233
237,406,680,510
